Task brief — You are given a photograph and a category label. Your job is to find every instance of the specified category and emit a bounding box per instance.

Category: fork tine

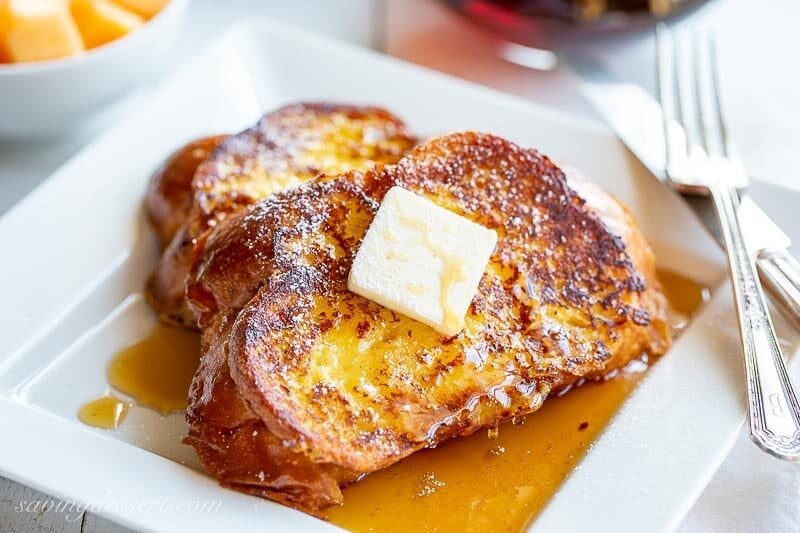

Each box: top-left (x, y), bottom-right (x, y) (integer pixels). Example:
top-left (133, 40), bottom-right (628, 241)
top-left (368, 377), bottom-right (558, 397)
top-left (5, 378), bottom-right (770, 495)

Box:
top-left (656, 24), bottom-right (683, 167)
top-left (707, 33), bottom-right (734, 158)
top-left (691, 32), bottom-right (714, 155)
top-left (674, 32), bottom-right (702, 156)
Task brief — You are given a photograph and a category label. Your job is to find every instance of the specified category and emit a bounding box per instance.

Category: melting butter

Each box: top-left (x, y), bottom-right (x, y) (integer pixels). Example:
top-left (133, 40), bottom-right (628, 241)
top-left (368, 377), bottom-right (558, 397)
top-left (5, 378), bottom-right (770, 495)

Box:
top-left (395, 202), bottom-right (471, 334)
top-left (348, 187), bottom-right (496, 337)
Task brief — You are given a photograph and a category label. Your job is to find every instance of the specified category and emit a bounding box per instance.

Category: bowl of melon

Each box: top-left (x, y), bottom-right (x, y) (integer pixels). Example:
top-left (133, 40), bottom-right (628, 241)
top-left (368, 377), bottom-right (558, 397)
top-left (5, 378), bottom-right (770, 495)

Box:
top-left (0, 0), bottom-right (188, 138)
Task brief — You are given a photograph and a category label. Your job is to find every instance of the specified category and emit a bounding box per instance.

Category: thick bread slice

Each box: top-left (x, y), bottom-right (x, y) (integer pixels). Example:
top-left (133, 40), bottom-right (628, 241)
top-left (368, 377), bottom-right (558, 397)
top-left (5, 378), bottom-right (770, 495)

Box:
top-left (146, 103), bottom-right (417, 327)
top-left (185, 132), bottom-right (670, 512)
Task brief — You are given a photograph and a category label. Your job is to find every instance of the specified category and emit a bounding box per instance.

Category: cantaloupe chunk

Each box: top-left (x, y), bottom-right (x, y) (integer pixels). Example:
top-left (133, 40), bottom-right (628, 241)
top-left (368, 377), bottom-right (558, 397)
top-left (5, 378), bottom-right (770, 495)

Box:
top-left (112, 0), bottom-right (168, 19)
top-left (71, 0), bottom-right (143, 49)
top-left (0, 41), bottom-right (9, 63)
top-left (0, 0), bottom-right (9, 32)
top-left (2, 0), bottom-right (84, 63)
top-left (0, 6), bottom-right (9, 63)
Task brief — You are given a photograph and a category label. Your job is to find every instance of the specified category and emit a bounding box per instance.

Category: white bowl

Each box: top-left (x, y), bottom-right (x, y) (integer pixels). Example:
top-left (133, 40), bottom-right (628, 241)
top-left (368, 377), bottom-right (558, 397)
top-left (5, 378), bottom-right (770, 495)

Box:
top-left (0, 0), bottom-right (189, 139)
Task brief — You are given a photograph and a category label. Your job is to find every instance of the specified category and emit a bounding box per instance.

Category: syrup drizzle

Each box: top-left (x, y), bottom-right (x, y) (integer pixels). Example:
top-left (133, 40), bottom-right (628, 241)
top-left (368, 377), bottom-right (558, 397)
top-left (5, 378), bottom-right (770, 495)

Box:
top-left (328, 269), bottom-right (708, 532)
top-left (107, 325), bottom-right (200, 414)
top-left (78, 324), bottom-right (200, 427)
top-left (76, 270), bottom-right (706, 532)
top-left (78, 394), bottom-right (130, 430)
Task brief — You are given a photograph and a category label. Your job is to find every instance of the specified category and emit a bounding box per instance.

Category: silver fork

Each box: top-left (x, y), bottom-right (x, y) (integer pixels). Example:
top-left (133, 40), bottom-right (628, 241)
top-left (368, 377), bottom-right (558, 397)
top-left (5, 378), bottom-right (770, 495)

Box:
top-left (656, 24), bottom-right (800, 460)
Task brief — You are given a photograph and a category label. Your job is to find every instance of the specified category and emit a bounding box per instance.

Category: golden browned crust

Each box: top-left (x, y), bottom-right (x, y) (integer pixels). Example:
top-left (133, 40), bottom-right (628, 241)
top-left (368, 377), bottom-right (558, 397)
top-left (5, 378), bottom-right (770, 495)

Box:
top-left (184, 318), bottom-right (358, 516)
top-left (184, 132), bottom-right (670, 513)
top-left (191, 103), bottom-right (416, 232)
top-left (145, 224), bottom-right (198, 327)
top-left (145, 103), bottom-right (417, 328)
top-left (145, 135), bottom-right (227, 247)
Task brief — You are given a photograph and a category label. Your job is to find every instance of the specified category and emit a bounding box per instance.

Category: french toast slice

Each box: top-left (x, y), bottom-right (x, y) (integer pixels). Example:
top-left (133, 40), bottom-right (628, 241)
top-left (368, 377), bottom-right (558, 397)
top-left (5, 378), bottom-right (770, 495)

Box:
top-left (145, 103), bottom-right (417, 327)
top-left (184, 132), bottom-right (670, 514)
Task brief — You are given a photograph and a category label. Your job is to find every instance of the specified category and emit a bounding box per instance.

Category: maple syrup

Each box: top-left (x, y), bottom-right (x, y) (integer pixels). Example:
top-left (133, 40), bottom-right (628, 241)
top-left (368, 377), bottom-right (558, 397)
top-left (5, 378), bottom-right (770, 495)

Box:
top-left (657, 269), bottom-right (709, 316)
top-left (328, 269), bottom-right (708, 532)
top-left (107, 325), bottom-right (200, 414)
top-left (75, 269), bottom-right (706, 532)
top-left (78, 324), bottom-right (200, 428)
top-left (78, 394), bottom-right (130, 430)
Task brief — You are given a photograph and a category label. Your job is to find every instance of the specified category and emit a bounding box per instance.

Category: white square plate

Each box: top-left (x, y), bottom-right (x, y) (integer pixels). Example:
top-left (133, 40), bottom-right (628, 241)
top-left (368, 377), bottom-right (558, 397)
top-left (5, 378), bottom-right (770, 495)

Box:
top-left (0, 20), bottom-right (796, 532)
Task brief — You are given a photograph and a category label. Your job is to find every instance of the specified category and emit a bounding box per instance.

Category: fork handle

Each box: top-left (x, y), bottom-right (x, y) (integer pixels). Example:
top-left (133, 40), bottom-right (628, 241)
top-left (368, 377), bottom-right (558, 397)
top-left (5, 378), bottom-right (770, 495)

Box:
top-left (711, 184), bottom-right (800, 460)
top-left (757, 249), bottom-right (800, 329)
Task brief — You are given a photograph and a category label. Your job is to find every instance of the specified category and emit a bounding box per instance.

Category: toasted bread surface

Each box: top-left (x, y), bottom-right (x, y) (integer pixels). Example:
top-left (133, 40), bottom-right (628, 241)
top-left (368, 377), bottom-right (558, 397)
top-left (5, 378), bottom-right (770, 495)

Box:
top-left (145, 135), bottom-right (227, 247)
top-left (184, 317), bottom-right (358, 516)
top-left (191, 103), bottom-right (415, 230)
top-left (146, 103), bottom-right (417, 327)
top-left (185, 132), bottom-right (670, 512)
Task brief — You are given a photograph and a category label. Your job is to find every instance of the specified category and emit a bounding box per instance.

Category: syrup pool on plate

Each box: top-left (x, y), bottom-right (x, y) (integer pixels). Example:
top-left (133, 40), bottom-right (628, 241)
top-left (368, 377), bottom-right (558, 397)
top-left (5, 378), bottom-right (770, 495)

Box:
top-left (328, 269), bottom-right (708, 532)
top-left (78, 394), bottom-right (130, 430)
top-left (78, 324), bottom-right (200, 427)
top-left (74, 270), bottom-right (707, 531)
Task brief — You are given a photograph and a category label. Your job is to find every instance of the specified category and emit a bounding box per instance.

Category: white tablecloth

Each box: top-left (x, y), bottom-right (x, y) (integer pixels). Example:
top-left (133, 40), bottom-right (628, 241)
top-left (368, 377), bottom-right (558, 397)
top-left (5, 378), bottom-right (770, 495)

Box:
top-left (1, 0), bottom-right (798, 531)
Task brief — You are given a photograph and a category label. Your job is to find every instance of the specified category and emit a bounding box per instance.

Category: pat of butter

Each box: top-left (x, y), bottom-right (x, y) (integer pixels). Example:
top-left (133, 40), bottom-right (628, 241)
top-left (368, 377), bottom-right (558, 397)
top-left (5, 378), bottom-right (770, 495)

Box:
top-left (348, 186), bottom-right (497, 337)
top-left (71, 0), bottom-right (144, 50)
top-left (2, 0), bottom-right (84, 63)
